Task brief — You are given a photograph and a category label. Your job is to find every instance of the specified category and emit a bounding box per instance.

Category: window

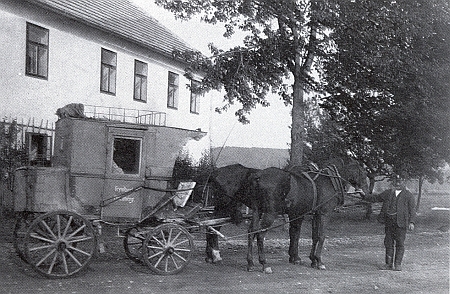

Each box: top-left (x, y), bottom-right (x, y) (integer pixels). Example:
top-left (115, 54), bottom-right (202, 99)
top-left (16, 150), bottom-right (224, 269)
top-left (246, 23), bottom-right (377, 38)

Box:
top-left (100, 48), bottom-right (117, 94)
top-left (134, 60), bottom-right (148, 102)
top-left (26, 132), bottom-right (51, 166)
top-left (26, 23), bottom-right (49, 79)
top-left (167, 71), bottom-right (179, 109)
top-left (190, 80), bottom-right (201, 114)
top-left (112, 137), bottom-right (141, 175)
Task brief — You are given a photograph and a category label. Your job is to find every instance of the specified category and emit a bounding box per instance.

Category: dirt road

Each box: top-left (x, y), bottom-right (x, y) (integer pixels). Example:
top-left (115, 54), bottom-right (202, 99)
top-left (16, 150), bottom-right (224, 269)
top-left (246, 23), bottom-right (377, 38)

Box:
top-left (0, 207), bottom-right (448, 294)
top-left (0, 191), bottom-right (450, 294)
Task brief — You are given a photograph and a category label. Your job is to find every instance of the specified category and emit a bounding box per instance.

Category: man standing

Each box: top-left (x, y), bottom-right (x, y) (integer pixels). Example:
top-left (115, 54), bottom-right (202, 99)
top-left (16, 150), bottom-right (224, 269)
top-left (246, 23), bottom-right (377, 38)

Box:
top-left (362, 177), bottom-right (416, 271)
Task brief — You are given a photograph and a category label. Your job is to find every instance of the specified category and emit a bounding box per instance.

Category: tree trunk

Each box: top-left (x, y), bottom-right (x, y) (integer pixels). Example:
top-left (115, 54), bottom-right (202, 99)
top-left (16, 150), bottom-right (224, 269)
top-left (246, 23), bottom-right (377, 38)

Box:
top-left (416, 176), bottom-right (423, 212)
top-left (290, 79), bottom-right (305, 168)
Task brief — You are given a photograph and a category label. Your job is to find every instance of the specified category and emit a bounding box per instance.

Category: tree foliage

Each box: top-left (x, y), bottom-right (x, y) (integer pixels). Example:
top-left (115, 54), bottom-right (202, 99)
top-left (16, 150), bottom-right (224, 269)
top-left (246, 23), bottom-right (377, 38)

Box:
top-left (157, 0), bottom-right (450, 182)
top-left (321, 0), bottom-right (450, 183)
top-left (156, 0), bottom-right (333, 166)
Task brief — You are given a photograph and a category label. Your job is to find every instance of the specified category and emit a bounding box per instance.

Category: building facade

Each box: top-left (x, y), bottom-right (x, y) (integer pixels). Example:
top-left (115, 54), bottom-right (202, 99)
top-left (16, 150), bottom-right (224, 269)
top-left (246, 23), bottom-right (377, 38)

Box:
top-left (0, 0), bottom-right (210, 153)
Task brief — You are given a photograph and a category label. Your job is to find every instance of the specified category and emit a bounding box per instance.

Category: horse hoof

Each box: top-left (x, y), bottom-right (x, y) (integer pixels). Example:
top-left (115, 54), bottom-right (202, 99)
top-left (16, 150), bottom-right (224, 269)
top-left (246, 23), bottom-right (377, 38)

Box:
top-left (205, 257), bottom-right (213, 263)
top-left (318, 264), bottom-right (326, 270)
top-left (247, 266), bottom-right (255, 272)
top-left (289, 257), bottom-right (301, 265)
top-left (264, 267), bottom-right (273, 274)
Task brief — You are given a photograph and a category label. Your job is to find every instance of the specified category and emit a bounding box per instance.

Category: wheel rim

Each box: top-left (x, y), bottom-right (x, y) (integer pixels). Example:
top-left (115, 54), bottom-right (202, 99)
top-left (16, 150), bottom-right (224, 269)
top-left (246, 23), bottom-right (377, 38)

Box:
top-left (143, 223), bottom-right (194, 275)
top-left (123, 227), bottom-right (146, 263)
top-left (24, 211), bottom-right (97, 278)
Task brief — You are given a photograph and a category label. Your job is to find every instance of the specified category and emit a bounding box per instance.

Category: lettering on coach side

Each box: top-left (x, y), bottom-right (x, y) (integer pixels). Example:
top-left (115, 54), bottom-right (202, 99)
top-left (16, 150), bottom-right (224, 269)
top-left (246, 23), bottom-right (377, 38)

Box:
top-left (114, 186), bottom-right (135, 203)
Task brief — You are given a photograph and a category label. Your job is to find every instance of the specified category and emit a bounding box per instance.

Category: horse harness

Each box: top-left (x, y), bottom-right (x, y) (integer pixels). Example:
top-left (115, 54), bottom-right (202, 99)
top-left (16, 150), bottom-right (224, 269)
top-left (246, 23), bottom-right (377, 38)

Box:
top-left (291, 165), bottom-right (346, 214)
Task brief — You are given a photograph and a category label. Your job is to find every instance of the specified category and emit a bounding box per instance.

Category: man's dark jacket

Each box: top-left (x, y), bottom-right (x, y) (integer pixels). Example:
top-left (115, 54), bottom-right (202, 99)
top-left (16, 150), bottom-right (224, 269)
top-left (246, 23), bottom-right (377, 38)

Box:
top-left (365, 189), bottom-right (416, 227)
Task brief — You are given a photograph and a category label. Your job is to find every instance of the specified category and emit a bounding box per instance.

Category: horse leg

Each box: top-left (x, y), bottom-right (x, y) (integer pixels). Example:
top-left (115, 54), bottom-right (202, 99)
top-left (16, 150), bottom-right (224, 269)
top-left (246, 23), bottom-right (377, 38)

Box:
top-left (205, 227), bottom-right (221, 263)
top-left (246, 218), bottom-right (257, 272)
top-left (288, 217), bottom-right (303, 264)
top-left (310, 213), bottom-right (327, 270)
top-left (257, 213), bottom-right (276, 274)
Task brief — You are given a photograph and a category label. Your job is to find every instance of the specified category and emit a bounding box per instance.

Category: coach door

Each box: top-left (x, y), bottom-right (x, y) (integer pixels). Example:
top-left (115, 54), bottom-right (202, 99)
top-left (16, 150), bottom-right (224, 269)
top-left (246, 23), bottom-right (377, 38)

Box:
top-left (101, 125), bottom-right (147, 220)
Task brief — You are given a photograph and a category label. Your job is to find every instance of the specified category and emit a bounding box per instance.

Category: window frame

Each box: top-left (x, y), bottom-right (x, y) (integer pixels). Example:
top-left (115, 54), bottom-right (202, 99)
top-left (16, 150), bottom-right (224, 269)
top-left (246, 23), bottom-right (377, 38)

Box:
top-left (25, 22), bottom-right (49, 79)
top-left (133, 60), bottom-right (148, 102)
top-left (167, 71), bottom-right (179, 109)
top-left (190, 80), bottom-right (201, 114)
top-left (100, 48), bottom-right (117, 95)
top-left (110, 136), bottom-right (142, 176)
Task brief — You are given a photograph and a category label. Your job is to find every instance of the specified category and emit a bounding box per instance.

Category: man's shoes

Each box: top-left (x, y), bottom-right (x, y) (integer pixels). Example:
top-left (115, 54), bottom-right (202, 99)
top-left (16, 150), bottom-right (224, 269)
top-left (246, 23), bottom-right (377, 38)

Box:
top-left (379, 263), bottom-right (393, 270)
top-left (393, 264), bottom-right (402, 271)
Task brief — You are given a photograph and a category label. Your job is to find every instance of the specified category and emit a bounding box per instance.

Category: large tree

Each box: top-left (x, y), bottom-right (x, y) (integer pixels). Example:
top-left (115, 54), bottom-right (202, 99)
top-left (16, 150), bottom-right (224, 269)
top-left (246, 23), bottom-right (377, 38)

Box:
top-left (321, 0), bottom-right (450, 182)
top-left (156, 0), bottom-right (334, 167)
top-left (157, 0), bottom-right (450, 180)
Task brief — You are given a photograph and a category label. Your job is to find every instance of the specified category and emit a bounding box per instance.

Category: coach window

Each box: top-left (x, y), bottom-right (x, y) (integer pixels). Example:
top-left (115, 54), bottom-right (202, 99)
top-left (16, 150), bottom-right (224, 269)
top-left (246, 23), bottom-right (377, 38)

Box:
top-left (26, 23), bottom-right (49, 79)
top-left (112, 137), bottom-right (141, 175)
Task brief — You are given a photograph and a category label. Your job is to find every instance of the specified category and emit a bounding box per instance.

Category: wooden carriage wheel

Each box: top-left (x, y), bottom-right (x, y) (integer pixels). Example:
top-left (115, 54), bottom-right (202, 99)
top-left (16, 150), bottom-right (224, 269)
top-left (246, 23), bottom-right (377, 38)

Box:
top-left (123, 226), bottom-right (147, 263)
top-left (13, 212), bottom-right (38, 263)
top-left (24, 210), bottom-right (97, 278)
top-left (142, 223), bottom-right (194, 275)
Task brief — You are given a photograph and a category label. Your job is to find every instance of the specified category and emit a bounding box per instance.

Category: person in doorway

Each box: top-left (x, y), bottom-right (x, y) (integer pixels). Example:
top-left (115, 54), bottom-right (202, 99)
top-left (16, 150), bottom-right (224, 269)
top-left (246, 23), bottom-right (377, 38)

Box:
top-left (361, 177), bottom-right (416, 271)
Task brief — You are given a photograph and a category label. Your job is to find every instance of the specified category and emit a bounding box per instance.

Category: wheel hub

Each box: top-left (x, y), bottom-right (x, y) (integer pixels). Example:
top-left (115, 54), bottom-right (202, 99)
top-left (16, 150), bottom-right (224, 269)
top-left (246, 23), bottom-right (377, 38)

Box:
top-left (56, 240), bottom-right (67, 252)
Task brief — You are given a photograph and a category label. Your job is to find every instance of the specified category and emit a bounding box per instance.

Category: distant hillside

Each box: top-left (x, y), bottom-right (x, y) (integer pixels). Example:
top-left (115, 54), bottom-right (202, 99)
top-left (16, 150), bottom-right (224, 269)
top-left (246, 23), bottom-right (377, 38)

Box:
top-left (211, 147), bottom-right (289, 169)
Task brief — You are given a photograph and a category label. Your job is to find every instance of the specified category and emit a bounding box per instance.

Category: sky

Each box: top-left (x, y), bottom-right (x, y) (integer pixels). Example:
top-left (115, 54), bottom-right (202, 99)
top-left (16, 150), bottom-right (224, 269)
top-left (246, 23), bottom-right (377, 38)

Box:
top-left (131, 0), bottom-right (292, 150)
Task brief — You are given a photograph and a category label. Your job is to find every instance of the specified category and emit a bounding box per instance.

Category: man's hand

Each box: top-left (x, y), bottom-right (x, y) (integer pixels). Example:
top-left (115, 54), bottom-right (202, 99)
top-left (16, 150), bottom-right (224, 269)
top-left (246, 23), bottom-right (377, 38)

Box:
top-left (354, 189), bottom-right (365, 198)
top-left (409, 223), bottom-right (415, 231)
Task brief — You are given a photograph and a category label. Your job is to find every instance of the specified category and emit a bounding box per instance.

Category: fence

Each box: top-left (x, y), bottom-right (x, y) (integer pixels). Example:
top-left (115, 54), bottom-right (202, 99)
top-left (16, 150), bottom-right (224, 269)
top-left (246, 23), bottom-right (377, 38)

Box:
top-left (0, 117), bottom-right (55, 209)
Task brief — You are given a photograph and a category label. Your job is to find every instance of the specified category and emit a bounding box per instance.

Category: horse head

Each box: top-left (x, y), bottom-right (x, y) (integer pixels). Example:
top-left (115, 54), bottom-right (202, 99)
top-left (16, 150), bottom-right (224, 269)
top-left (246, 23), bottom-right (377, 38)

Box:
top-left (248, 167), bottom-right (290, 217)
top-left (211, 164), bottom-right (258, 223)
top-left (338, 160), bottom-right (369, 195)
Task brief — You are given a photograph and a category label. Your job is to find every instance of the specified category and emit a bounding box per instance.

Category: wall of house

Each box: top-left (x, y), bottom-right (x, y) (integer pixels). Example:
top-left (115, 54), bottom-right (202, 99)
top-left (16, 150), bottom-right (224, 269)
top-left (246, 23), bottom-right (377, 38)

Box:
top-left (0, 0), bottom-right (211, 154)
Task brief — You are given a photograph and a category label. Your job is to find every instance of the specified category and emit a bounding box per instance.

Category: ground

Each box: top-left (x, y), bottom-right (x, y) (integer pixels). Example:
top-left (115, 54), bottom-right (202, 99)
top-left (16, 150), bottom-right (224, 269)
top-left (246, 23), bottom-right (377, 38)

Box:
top-left (0, 193), bottom-right (448, 294)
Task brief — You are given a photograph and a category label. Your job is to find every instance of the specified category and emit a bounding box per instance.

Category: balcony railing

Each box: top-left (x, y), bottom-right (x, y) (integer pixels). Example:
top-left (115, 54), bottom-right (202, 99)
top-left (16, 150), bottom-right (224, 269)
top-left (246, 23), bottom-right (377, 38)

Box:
top-left (84, 105), bottom-right (166, 126)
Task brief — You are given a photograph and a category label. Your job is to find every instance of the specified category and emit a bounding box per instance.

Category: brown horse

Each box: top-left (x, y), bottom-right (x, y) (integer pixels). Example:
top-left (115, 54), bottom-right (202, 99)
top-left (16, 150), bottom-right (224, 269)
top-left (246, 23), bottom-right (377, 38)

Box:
top-left (210, 160), bottom-right (368, 273)
top-left (284, 160), bottom-right (368, 270)
top-left (204, 164), bottom-right (259, 263)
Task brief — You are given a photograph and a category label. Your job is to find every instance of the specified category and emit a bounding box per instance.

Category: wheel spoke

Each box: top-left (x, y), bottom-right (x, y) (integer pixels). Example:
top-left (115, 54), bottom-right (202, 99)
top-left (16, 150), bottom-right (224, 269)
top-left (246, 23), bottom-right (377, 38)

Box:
top-left (29, 233), bottom-right (54, 244)
top-left (47, 251), bottom-right (59, 274)
top-left (153, 254), bottom-right (166, 268)
top-left (67, 235), bottom-right (94, 244)
top-left (40, 220), bottom-right (57, 240)
top-left (164, 255), bottom-right (169, 272)
top-left (36, 248), bottom-right (57, 266)
top-left (167, 228), bottom-right (173, 244)
top-left (169, 231), bottom-right (182, 245)
top-left (61, 251), bottom-right (69, 275)
top-left (172, 239), bottom-right (189, 248)
top-left (173, 247), bottom-right (191, 253)
top-left (64, 249), bottom-right (83, 266)
top-left (56, 215), bottom-right (61, 238)
top-left (67, 224), bottom-right (86, 239)
top-left (170, 255), bottom-right (180, 269)
top-left (29, 243), bottom-right (55, 252)
top-left (172, 251), bottom-right (187, 262)
top-left (148, 250), bottom-right (163, 259)
top-left (62, 216), bottom-right (73, 238)
top-left (151, 235), bottom-right (165, 247)
top-left (67, 245), bottom-right (92, 257)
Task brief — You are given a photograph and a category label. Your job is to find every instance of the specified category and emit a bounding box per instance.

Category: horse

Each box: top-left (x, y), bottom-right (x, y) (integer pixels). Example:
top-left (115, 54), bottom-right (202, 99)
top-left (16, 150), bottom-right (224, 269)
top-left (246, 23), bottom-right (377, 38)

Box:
top-left (284, 159), bottom-right (368, 270)
top-left (209, 159), bottom-right (368, 273)
top-left (203, 164), bottom-right (259, 263)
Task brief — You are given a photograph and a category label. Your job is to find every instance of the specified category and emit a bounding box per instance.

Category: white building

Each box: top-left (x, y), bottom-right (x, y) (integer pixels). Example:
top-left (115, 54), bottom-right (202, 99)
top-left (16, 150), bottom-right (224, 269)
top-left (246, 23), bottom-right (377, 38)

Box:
top-left (0, 0), bottom-right (211, 161)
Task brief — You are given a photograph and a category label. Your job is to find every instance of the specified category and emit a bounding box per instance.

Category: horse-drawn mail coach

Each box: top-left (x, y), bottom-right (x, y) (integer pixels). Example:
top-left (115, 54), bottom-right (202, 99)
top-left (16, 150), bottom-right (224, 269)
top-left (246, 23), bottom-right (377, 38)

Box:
top-left (12, 109), bottom-right (226, 278)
